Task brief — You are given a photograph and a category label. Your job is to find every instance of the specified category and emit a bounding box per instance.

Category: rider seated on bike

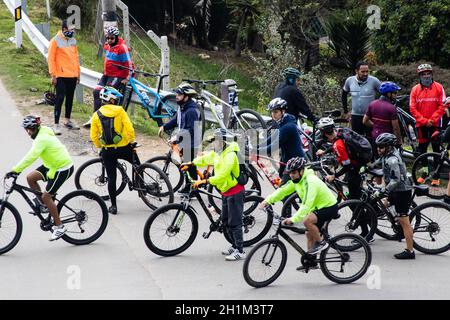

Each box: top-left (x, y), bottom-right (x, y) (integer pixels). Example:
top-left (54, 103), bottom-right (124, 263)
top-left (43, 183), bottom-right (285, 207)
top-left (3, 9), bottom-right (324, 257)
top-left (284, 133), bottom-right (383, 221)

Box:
top-left (181, 129), bottom-right (246, 261)
top-left (259, 157), bottom-right (338, 271)
top-left (372, 133), bottom-right (415, 259)
top-left (90, 86), bottom-right (137, 215)
top-left (159, 83), bottom-right (202, 194)
top-left (7, 115), bottom-right (74, 241)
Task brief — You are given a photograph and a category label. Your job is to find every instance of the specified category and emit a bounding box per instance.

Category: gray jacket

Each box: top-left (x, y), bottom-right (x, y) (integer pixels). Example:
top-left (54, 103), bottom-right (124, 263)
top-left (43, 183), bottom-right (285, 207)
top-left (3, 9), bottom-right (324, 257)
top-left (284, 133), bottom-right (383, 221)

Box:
top-left (381, 149), bottom-right (412, 193)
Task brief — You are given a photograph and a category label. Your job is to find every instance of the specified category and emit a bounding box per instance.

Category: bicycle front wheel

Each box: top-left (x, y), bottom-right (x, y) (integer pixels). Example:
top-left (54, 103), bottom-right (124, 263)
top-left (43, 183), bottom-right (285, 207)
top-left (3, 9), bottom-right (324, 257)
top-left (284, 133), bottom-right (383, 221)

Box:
top-left (411, 152), bottom-right (450, 199)
top-left (230, 109), bottom-right (268, 131)
top-left (146, 155), bottom-right (183, 192)
top-left (74, 158), bottom-right (127, 200)
top-left (136, 163), bottom-right (174, 210)
top-left (320, 233), bottom-right (372, 284)
top-left (0, 201), bottom-right (23, 255)
top-left (58, 190), bottom-right (109, 245)
top-left (410, 201), bottom-right (450, 254)
top-left (143, 204), bottom-right (198, 256)
top-left (243, 238), bottom-right (287, 288)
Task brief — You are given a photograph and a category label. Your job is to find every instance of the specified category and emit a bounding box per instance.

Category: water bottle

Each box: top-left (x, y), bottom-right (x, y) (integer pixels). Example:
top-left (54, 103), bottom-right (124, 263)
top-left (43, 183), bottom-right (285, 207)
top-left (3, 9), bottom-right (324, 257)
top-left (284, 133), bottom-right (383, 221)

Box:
top-left (141, 92), bottom-right (151, 106)
top-left (207, 204), bottom-right (219, 218)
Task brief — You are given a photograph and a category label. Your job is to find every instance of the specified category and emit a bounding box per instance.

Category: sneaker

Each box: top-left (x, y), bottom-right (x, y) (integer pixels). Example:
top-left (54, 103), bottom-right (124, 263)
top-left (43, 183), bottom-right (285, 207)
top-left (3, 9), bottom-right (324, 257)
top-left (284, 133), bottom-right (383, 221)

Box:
top-left (49, 224), bottom-right (67, 241)
top-left (108, 206), bottom-right (117, 215)
top-left (82, 118), bottom-right (92, 128)
top-left (33, 197), bottom-right (48, 214)
top-left (431, 179), bottom-right (440, 186)
top-left (272, 215), bottom-right (282, 225)
top-left (307, 240), bottom-right (329, 255)
top-left (394, 249), bottom-right (415, 260)
top-left (296, 264), bottom-right (319, 272)
top-left (53, 124), bottom-right (61, 135)
top-left (416, 177), bottom-right (425, 184)
top-left (225, 249), bottom-right (246, 261)
top-left (352, 238), bottom-right (375, 246)
top-left (222, 246), bottom-right (235, 256)
top-left (65, 120), bottom-right (80, 130)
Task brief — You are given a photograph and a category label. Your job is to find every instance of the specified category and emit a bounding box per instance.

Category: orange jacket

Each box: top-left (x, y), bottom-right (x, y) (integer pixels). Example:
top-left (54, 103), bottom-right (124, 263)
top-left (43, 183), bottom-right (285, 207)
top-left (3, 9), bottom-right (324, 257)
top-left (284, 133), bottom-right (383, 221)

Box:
top-left (410, 82), bottom-right (446, 127)
top-left (48, 31), bottom-right (80, 78)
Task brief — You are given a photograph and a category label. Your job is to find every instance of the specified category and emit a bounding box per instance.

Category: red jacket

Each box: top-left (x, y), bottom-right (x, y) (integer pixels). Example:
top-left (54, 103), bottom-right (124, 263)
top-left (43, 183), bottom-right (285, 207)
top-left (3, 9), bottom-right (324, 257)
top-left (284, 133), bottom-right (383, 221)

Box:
top-left (410, 82), bottom-right (446, 127)
top-left (103, 37), bottom-right (133, 78)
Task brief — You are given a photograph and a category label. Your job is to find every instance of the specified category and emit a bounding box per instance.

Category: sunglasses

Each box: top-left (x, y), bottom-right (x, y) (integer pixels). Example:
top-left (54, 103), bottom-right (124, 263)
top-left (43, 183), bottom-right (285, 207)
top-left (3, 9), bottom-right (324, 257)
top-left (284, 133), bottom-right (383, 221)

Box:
top-left (106, 36), bottom-right (115, 40)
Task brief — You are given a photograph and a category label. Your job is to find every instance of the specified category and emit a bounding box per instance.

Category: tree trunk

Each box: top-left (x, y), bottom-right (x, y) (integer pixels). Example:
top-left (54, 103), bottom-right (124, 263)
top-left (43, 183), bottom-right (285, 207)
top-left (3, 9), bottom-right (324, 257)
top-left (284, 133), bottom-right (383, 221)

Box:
top-left (234, 11), bottom-right (247, 57)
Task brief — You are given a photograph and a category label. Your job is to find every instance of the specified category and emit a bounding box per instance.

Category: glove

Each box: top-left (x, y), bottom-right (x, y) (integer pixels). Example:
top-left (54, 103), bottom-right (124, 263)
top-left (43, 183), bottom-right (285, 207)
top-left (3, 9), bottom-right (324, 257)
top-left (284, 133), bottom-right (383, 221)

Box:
top-left (373, 188), bottom-right (386, 199)
top-left (5, 171), bottom-right (18, 179)
top-left (193, 179), bottom-right (207, 189)
top-left (180, 162), bottom-right (192, 172)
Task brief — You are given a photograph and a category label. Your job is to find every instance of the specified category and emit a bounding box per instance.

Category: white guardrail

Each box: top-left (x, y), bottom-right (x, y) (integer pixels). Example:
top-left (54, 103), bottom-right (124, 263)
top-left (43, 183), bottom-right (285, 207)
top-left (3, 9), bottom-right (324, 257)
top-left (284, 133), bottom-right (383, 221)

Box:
top-left (2, 0), bottom-right (269, 125)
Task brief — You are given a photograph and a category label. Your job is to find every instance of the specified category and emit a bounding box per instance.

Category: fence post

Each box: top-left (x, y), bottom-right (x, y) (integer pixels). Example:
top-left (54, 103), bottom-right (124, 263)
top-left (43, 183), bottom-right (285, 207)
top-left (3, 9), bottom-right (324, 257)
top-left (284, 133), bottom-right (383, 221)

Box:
top-left (21, 0), bottom-right (26, 14)
top-left (14, 0), bottom-right (22, 49)
top-left (75, 56), bottom-right (84, 104)
top-left (45, 0), bottom-right (51, 18)
top-left (160, 36), bottom-right (170, 90)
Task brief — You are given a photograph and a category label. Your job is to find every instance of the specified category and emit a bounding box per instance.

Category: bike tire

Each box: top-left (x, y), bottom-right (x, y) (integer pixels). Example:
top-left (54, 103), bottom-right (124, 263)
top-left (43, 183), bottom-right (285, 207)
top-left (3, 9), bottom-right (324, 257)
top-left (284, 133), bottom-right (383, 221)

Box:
top-left (136, 163), bottom-right (174, 210)
top-left (231, 109), bottom-right (268, 131)
top-left (411, 152), bottom-right (450, 199)
top-left (320, 233), bottom-right (372, 284)
top-left (0, 201), bottom-right (23, 255)
top-left (410, 201), bottom-right (450, 254)
top-left (223, 195), bottom-right (273, 247)
top-left (146, 155), bottom-right (183, 193)
top-left (74, 157), bottom-right (127, 200)
top-left (58, 190), bottom-right (109, 245)
top-left (143, 203), bottom-right (198, 256)
top-left (242, 238), bottom-right (287, 288)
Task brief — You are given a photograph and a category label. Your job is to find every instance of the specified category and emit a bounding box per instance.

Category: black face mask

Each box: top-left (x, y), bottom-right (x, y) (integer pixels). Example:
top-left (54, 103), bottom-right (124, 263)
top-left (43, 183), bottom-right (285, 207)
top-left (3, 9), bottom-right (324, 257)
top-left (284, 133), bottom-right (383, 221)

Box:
top-left (292, 175), bottom-right (302, 184)
top-left (30, 127), bottom-right (39, 140)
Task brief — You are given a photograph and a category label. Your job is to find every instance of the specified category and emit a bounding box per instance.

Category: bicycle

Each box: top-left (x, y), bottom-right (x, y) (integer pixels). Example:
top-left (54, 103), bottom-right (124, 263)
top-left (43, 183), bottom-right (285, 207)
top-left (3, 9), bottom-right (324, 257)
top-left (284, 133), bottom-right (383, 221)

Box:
top-left (74, 142), bottom-right (174, 210)
top-left (0, 174), bottom-right (109, 255)
top-left (242, 206), bottom-right (372, 287)
top-left (143, 172), bottom-right (272, 257)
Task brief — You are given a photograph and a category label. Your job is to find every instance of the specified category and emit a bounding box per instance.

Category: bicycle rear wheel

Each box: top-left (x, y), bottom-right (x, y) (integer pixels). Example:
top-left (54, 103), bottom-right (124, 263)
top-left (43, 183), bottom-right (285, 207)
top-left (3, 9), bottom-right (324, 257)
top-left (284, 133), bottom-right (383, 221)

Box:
top-left (146, 155), bottom-right (183, 193)
top-left (136, 163), bottom-right (174, 210)
top-left (74, 158), bottom-right (127, 200)
top-left (58, 190), bottom-right (109, 245)
top-left (320, 233), bottom-right (372, 284)
top-left (143, 204), bottom-right (198, 256)
top-left (243, 238), bottom-right (287, 288)
top-left (410, 201), bottom-right (450, 254)
top-left (411, 152), bottom-right (450, 199)
top-left (0, 201), bottom-right (22, 255)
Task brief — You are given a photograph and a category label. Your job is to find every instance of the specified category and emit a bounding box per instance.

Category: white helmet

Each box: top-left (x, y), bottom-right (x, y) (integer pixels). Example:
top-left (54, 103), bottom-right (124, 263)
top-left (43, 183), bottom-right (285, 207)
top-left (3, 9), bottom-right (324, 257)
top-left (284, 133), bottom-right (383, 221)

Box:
top-left (99, 86), bottom-right (123, 103)
top-left (316, 117), bottom-right (335, 132)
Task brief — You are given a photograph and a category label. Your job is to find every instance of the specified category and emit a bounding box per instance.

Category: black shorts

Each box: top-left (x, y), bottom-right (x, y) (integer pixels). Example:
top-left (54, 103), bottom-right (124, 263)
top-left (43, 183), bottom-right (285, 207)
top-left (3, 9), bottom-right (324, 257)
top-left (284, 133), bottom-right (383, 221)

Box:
top-left (314, 203), bottom-right (339, 230)
top-left (36, 165), bottom-right (74, 195)
top-left (388, 190), bottom-right (412, 216)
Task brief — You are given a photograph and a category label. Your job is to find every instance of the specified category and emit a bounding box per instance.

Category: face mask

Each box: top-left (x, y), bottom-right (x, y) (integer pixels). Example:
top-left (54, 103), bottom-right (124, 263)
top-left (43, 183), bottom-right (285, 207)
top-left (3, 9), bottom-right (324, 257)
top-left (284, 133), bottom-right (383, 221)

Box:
top-left (420, 76), bottom-right (433, 87)
top-left (292, 177), bottom-right (301, 184)
top-left (30, 127), bottom-right (39, 140)
top-left (63, 31), bottom-right (74, 38)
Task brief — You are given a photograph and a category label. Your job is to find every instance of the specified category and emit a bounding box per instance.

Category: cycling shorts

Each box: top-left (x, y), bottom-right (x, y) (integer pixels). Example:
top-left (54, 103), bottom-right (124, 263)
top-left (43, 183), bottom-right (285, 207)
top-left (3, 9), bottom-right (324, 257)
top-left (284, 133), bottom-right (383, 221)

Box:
top-left (36, 165), bottom-right (74, 195)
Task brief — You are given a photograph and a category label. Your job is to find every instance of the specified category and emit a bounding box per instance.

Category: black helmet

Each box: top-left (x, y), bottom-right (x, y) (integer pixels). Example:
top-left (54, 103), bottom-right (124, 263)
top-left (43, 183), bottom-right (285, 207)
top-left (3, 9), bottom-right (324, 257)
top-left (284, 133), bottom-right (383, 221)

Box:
top-left (22, 115), bottom-right (41, 129)
top-left (375, 133), bottom-right (397, 147)
top-left (284, 157), bottom-right (307, 174)
top-left (44, 89), bottom-right (56, 106)
top-left (282, 67), bottom-right (302, 79)
top-left (173, 83), bottom-right (197, 97)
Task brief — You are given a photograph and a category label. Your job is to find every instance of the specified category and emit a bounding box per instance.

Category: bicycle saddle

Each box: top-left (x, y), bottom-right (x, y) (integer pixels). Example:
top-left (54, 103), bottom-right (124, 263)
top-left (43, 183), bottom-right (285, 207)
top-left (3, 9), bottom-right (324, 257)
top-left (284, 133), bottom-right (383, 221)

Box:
top-left (368, 168), bottom-right (383, 177)
top-left (413, 185), bottom-right (429, 197)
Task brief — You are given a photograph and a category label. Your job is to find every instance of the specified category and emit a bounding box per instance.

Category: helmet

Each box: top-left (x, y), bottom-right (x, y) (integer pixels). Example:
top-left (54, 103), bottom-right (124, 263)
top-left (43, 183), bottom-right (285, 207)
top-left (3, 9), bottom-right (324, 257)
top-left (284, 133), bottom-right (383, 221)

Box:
top-left (316, 117), bottom-right (335, 133)
top-left (99, 86), bottom-right (123, 103)
top-left (375, 133), bottom-right (397, 147)
top-left (173, 83), bottom-right (197, 97)
top-left (105, 26), bottom-right (120, 37)
top-left (417, 64), bottom-right (433, 74)
top-left (22, 115), bottom-right (41, 129)
top-left (44, 90), bottom-right (56, 106)
top-left (267, 98), bottom-right (287, 111)
top-left (379, 81), bottom-right (401, 95)
top-left (284, 157), bottom-right (307, 174)
top-left (282, 67), bottom-right (302, 79)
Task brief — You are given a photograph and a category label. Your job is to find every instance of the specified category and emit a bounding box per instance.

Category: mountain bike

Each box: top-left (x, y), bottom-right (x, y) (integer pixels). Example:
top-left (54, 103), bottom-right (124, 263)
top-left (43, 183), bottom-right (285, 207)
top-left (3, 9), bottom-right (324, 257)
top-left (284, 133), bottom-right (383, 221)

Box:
top-left (0, 174), bottom-right (108, 255)
top-left (74, 143), bottom-right (173, 210)
top-left (143, 172), bottom-right (272, 257)
top-left (394, 94), bottom-right (421, 160)
top-left (242, 206), bottom-right (372, 287)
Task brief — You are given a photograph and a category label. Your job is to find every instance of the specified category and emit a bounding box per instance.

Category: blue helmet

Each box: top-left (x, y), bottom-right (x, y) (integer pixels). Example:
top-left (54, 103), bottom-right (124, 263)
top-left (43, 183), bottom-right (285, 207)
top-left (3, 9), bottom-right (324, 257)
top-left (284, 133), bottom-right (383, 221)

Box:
top-left (282, 67), bottom-right (302, 79)
top-left (379, 81), bottom-right (401, 95)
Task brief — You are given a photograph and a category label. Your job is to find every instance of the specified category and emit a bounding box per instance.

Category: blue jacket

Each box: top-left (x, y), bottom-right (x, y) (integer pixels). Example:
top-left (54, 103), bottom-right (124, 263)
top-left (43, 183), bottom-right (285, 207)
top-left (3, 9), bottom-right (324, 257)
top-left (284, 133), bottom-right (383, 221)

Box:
top-left (163, 99), bottom-right (201, 148)
top-left (258, 113), bottom-right (305, 164)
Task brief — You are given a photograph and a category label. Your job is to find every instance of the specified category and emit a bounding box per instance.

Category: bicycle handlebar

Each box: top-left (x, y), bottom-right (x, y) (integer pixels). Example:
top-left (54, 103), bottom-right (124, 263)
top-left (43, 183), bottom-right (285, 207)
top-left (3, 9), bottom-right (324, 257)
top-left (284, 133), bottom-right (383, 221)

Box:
top-left (182, 79), bottom-right (226, 86)
top-left (111, 64), bottom-right (168, 79)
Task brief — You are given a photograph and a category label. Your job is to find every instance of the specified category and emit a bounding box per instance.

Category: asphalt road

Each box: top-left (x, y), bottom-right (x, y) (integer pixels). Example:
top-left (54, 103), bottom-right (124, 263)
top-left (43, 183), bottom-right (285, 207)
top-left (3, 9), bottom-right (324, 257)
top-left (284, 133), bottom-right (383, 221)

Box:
top-left (0, 80), bottom-right (449, 300)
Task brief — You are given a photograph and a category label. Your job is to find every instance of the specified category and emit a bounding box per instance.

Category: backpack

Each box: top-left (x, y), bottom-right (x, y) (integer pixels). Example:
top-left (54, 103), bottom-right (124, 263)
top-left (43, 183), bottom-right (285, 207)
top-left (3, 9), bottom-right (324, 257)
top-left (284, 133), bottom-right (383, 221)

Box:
top-left (97, 110), bottom-right (122, 145)
top-left (336, 127), bottom-right (373, 164)
top-left (230, 151), bottom-right (250, 186)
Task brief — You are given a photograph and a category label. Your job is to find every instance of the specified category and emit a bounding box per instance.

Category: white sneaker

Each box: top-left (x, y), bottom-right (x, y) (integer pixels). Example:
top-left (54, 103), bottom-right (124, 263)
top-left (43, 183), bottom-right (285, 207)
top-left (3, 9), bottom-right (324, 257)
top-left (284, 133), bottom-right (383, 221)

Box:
top-left (225, 249), bottom-right (246, 261)
top-left (49, 224), bottom-right (67, 241)
top-left (222, 246), bottom-right (235, 256)
top-left (53, 124), bottom-right (61, 135)
top-left (82, 118), bottom-right (92, 128)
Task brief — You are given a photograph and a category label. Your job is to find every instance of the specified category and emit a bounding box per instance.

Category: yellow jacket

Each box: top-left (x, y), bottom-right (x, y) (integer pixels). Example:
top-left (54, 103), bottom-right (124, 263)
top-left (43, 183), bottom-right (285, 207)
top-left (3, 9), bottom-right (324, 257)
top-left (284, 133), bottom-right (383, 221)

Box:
top-left (90, 104), bottom-right (135, 148)
top-left (48, 31), bottom-right (80, 78)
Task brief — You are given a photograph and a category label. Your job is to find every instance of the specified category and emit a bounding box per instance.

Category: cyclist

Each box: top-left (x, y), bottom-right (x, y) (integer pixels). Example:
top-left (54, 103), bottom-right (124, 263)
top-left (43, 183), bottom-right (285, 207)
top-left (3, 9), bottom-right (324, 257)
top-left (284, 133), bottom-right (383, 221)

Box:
top-left (363, 81), bottom-right (402, 155)
top-left (274, 67), bottom-right (317, 123)
top-left (374, 133), bottom-right (415, 259)
top-left (90, 86), bottom-right (137, 215)
top-left (259, 157), bottom-right (338, 270)
top-left (315, 117), bottom-right (374, 243)
top-left (159, 83), bottom-right (202, 193)
top-left (181, 129), bottom-right (245, 261)
top-left (7, 115), bottom-right (74, 241)
top-left (84, 26), bottom-right (133, 128)
top-left (342, 61), bottom-right (381, 136)
top-left (410, 64), bottom-right (446, 158)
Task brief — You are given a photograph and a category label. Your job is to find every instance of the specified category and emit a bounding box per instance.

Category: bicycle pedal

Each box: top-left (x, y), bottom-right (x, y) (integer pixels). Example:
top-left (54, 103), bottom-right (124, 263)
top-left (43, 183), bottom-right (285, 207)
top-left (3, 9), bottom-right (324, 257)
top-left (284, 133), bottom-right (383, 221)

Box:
top-left (202, 231), bottom-right (211, 239)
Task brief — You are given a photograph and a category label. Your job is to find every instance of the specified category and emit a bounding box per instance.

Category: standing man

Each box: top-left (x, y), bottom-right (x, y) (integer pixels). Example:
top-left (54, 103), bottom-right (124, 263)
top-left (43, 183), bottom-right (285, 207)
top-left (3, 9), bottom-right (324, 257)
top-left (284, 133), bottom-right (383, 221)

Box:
top-left (84, 26), bottom-right (133, 128)
top-left (47, 20), bottom-right (81, 135)
top-left (274, 67), bottom-right (317, 123)
top-left (342, 61), bottom-right (381, 136)
top-left (409, 64), bottom-right (446, 156)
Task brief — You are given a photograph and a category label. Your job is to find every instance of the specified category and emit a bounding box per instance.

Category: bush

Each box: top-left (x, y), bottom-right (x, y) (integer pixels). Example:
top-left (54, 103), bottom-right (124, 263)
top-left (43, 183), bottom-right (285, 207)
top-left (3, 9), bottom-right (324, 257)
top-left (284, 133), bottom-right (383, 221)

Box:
top-left (51, 0), bottom-right (96, 29)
